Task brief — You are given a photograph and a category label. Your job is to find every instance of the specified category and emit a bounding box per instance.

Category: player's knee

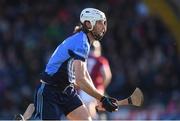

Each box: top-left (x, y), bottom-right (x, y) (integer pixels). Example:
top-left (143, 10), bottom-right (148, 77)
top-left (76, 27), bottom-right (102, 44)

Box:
top-left (66, 105), bottom-right (92, 121)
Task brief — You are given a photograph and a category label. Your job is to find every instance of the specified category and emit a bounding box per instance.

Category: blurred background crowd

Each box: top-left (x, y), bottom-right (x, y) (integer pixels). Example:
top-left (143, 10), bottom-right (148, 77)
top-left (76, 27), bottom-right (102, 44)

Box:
top-left (0, 0), bottom-right (180, 120)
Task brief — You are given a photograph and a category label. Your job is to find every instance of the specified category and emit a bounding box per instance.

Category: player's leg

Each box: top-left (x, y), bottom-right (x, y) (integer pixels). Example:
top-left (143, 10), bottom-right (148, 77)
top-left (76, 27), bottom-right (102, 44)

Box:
top-left (33, 83), bottom-right (63, 120)
top-left (79, 90), bottom-right (98, 119)
top-left (23, 103), bottom-right (35, 120)
top-left (60, 85), bottom-right (92, 121)
top-left (14, 103), bottom-right (35, 120)
top-left (66, 104), bottom-right (92, 121)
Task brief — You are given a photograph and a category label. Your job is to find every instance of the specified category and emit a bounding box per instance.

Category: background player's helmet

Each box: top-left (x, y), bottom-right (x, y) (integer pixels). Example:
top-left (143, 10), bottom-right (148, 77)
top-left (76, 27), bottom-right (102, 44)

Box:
top-left (80, 8), bottom-right (106, 31)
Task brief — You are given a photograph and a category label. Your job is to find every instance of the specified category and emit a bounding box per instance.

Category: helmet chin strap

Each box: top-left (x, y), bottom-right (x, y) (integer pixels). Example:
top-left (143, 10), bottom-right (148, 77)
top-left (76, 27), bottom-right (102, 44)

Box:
top-left (88, 26), bottom-right (93, 31)
top-left (82, 21), bottom-right (94, 33)
top-left (83, 22), bottom-right (103, 41)
top-left (89, 21), bottom-right (103, 40)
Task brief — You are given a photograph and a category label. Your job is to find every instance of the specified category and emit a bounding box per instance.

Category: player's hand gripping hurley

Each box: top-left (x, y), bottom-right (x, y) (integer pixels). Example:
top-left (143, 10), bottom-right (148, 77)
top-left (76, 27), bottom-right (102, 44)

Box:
top-left (96, 87), bottom-right (144, 112)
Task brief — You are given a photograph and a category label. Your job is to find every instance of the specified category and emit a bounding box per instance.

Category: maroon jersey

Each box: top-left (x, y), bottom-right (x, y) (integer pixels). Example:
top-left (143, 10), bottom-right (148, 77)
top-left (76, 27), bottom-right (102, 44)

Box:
top-left (87, 55), bottom-right (110, 93)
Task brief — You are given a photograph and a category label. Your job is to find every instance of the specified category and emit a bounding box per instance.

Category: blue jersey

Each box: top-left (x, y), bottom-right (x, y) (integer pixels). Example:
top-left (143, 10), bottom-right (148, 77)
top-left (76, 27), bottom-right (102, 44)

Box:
top-left (41, 31), bottom-right (90, 87)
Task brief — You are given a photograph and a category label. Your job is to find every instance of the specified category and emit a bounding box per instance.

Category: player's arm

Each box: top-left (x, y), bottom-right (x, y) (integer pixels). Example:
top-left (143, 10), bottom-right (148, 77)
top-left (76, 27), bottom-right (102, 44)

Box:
top-left (74, 60), bottom-right (103, 100)
top-left (72, 40), bottom-right (118, 112)
top-left (74, 60), bottom-right (118, 112)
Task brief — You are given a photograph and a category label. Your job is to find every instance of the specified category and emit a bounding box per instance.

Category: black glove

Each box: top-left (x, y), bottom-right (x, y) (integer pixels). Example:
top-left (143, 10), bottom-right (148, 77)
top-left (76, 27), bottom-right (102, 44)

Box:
top-left (100, 96), bottom-right (118, 112)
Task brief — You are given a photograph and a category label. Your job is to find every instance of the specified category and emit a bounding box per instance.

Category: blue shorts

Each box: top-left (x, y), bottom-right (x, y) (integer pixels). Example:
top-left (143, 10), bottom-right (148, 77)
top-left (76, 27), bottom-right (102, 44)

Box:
top-left (33, 82), bottom-right (83, 120)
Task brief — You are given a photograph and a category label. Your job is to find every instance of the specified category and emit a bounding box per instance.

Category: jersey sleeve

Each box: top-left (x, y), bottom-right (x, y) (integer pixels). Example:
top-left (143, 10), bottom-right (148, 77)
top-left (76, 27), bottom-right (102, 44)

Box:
top-left (69, 40), bottom-right (89, 61)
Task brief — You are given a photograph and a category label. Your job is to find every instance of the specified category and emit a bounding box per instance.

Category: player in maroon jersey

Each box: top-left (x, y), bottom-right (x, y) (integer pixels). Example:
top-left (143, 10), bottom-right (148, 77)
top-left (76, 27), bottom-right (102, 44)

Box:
top-left (88, 41), bottom-right (112, 94)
